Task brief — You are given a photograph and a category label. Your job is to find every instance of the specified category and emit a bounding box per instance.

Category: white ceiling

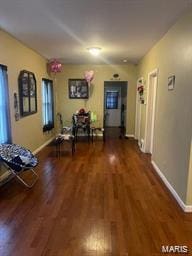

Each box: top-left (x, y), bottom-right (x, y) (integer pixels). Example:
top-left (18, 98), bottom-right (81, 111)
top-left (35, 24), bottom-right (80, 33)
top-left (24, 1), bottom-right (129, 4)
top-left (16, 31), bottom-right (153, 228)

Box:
top-left (0, 0), bottom-right (192, 64)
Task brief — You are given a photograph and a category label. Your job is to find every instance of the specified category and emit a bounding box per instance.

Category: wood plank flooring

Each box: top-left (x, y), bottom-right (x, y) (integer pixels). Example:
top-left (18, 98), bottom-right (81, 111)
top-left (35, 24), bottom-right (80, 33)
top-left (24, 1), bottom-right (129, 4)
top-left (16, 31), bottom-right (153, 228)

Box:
top-left (0, 137), bottom-right (192, 256)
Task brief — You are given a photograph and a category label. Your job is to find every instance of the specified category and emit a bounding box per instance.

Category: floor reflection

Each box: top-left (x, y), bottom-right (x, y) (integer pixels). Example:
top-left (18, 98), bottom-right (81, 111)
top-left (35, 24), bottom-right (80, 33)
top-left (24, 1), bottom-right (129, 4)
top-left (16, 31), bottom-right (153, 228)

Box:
top-left (84, 224), bottom-right (111, 253)
top-left (0, 224), bottom-right (11, 244)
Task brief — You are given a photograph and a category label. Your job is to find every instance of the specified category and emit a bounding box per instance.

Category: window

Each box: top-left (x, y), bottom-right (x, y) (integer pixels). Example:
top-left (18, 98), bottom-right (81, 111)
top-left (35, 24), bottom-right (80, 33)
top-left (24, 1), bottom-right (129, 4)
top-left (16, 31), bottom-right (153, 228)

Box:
top-left (0, 65), bottom-right (11, 143)
top-left (106, 91), bottom-right (118, 109)
top-left (42, 79), bottom-right (54, 132)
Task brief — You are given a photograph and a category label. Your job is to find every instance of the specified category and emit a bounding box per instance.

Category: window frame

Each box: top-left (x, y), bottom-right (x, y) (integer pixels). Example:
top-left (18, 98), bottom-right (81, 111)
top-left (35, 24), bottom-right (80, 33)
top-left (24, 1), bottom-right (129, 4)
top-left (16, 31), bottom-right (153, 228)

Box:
top-left (42, 78), bottom-right (54, 132)
top-left (0, 64), bottom-right (12, 143)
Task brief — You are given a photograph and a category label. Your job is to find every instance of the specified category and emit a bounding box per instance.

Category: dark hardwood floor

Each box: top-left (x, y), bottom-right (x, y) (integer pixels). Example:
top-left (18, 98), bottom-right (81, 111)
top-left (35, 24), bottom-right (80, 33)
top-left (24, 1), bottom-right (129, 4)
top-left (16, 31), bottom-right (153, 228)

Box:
top-left (0, 136), bottom-right (192, 256)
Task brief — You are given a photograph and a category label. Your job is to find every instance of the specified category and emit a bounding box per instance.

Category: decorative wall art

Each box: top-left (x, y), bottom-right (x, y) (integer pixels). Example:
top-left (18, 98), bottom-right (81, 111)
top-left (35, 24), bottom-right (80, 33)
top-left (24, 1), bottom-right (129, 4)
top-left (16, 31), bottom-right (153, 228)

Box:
top-left (18, 70), bottom-right (37, 117)
top-left (168, 75), bottom-right (175, 90)
top-left (137, 79), bottom-right (144, 104)
top-left (14, 92), bottom-right (20, 121)
top-left (110, 73), bottom-right (120, 80)
top-left (68, 79), bottom-right (89, 99)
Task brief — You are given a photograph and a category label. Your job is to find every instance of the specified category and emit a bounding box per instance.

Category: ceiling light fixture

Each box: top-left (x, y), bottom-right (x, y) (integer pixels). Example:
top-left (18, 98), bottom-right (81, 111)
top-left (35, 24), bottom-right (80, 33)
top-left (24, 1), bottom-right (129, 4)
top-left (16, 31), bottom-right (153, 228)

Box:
top-left (123, 59), bottom-right (128, 63)
top-left (88, 47), bottom-right (101, 56)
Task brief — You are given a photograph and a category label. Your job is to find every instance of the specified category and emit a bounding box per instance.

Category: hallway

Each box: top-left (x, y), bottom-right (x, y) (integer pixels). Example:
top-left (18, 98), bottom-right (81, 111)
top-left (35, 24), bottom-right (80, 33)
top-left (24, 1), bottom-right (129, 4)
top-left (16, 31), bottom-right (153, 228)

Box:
top-left (0, 138), bottom-right (192, 256)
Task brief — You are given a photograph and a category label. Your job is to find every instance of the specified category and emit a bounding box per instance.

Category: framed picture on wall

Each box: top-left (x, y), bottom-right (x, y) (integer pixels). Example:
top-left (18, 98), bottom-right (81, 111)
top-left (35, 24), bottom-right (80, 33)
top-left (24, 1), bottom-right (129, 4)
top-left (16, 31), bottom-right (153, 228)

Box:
top-left (68, 79), bottom-right (89, 99)
top-left (168, 75), bottom-right (175, 90)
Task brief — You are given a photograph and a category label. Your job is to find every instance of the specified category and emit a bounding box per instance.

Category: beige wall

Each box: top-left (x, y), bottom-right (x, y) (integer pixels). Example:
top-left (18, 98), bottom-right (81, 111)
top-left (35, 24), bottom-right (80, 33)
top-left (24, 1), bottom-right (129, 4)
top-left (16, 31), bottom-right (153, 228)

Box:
top-left (56, 64), bottom-right (137, 135)
top-left (137, 10), bottom-right (192, 204)
top-left (0, 29), bottom-right (54, 153)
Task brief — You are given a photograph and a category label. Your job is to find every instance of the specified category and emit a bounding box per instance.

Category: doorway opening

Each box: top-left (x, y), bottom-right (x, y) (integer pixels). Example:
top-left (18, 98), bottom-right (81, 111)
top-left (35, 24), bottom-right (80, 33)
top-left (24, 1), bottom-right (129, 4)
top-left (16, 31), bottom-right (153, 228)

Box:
top-left (144, 69), bottom-right (158, 154)
top-left (104, 81), bottom-right (128, 138)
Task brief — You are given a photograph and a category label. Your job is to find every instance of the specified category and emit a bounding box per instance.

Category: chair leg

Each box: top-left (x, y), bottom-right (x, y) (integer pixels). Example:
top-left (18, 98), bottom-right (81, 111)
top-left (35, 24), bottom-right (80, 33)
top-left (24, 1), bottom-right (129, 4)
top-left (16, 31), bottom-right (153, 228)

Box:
top-left (87, 127), bottom-right (90, 142)
top-left (75, 127), bottom-right (78, 142)
top-left (71, 139), bottom-right (75, 155)
top-left (13, 169), bottom-right (38, 188)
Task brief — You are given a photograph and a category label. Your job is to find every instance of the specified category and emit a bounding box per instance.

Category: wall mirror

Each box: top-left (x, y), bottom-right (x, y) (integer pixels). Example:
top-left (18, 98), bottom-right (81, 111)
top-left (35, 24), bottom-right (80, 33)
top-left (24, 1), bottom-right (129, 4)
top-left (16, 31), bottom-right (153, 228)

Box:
top-left (18, 70), bottom-right (37, 117)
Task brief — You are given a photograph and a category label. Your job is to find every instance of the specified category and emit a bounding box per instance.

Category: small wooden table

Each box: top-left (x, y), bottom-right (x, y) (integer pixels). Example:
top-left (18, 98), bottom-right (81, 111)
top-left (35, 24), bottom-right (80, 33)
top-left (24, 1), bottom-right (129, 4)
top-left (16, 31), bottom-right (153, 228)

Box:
top-left (55, 134), bottom-right (75, 157)
top-left (91, 127), bottom-right (105, 143)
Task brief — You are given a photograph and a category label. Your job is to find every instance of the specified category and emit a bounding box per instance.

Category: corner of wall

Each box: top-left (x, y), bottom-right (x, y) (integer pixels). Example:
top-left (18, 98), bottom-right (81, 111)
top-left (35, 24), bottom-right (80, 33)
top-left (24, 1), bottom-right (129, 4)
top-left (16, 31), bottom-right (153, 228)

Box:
top-left (186, 139), bottom-right (192, 205)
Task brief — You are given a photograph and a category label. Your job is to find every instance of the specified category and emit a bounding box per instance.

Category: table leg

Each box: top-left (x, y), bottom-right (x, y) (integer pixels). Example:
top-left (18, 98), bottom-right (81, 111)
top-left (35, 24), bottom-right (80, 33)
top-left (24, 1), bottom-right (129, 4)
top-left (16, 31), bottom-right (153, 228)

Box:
top-left (87, 126), bottom-right (90, 142)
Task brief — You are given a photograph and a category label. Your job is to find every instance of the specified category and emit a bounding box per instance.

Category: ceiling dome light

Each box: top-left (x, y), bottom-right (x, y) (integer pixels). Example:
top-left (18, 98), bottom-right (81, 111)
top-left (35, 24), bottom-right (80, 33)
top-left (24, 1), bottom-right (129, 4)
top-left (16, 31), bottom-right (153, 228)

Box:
top-left (123, 59), bottom-right (128, 63)
top-left (88, 47), bottom-right (101, 56)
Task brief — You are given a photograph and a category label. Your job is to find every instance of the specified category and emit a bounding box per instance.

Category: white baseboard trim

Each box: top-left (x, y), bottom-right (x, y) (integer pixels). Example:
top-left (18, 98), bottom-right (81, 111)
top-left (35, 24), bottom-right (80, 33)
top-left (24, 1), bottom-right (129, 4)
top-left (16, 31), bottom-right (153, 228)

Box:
top-left (77, 134), bottom-right (103, 137)
top-left (33, 137), bottom-right (54, 155)
top-left (185, 205), bottom-right (192, 212)
top-left (93, 134), bottom-right (103, 137)
top-left (74, 134), bottom-right (103, 139)
top-left (151, 160), bottom-right (192, 212)
top-left (125, 134), bottom-right (135, 138)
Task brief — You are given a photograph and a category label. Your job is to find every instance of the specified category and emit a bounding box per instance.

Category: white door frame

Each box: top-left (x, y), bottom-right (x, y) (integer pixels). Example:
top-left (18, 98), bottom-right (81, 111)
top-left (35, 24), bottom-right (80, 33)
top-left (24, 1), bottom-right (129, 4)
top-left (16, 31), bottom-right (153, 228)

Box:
top-left (135, 77), bottom-right (143, 147)
top-left (144, 68), bottom-right (158, 153)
